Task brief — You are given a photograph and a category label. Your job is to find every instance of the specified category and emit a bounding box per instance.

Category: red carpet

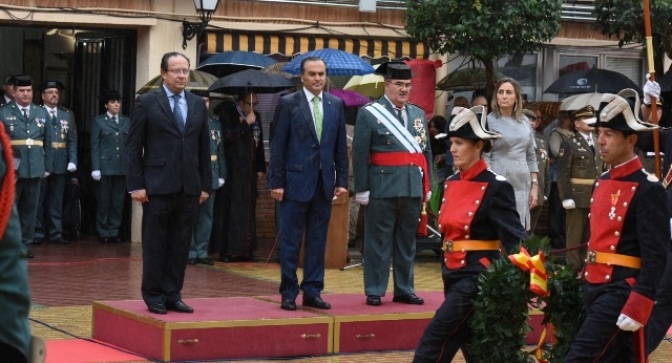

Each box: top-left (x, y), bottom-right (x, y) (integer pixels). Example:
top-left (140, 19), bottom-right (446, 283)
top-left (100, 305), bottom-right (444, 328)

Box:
top-left (46, 339), bottom-right (146, 363)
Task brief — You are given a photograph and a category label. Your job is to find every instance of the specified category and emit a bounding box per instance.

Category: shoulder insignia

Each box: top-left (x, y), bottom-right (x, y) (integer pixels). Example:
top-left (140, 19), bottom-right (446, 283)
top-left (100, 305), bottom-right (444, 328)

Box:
top-left (486, 168), bottom-right (507, 181)
top-left (641, 168), bottom-right (659, 182)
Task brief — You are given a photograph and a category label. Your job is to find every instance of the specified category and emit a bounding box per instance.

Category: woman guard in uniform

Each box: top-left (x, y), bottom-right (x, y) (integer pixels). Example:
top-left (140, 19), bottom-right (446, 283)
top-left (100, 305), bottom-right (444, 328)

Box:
top-left (564, 90), bottom-right (670, 362)
top-left (413, 106), bottom-right (528, 362)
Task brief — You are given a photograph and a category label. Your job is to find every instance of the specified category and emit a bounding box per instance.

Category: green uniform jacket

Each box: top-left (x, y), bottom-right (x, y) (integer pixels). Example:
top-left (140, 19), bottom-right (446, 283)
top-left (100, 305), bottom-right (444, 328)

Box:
top-left (0, 125), bottom-right (32, 361)
top-left (557, 131), bottom-right (605, 209)
top-left (45, 106), bottom-right (77, 173)
top-left (208, 116), bottom-right (227, 190)
top-left (352, 97), bottom-right (433, 198)
top-left (0, 102), bottom-right (52, 178)
top-left (90, 113), bottom-right (129, 176)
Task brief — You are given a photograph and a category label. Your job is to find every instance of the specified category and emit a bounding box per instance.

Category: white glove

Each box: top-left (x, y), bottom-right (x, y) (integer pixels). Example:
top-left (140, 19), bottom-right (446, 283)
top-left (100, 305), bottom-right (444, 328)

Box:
top-left (356, 191), bottom-right (370, 206)
top-left (562, 199), bottom-right (576, 209)
top-left (43, 172), bottom-right (50, 178)
top-left (434, 133), bottom-right (447, 140)
top-left (67, 162), bottom-right (77, 172)
top-left (426, 191), bottom-right (432, 202)
top-left (218, 178), bottom-right (225, 187)
top-left (616, 314), bottom-right (642, 332)
top-left (91, 170), bottom-right (101, 181)
top-left (643, 73), bottom-right (661, 105)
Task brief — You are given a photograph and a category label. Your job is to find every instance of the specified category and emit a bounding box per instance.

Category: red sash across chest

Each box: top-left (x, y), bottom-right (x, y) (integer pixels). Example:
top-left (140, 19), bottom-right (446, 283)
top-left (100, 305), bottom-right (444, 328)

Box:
top-left (439, 179), bottom-right (488, 269)
top-left (585, 178), bottom-right (637, 283)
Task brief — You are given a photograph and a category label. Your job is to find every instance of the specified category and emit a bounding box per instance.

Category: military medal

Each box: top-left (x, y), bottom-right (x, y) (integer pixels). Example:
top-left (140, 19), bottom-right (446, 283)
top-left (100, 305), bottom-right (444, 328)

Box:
top-left (60, 119), bottom-right (69, 139)
top-left (609, 190), bottom-right (621, 220)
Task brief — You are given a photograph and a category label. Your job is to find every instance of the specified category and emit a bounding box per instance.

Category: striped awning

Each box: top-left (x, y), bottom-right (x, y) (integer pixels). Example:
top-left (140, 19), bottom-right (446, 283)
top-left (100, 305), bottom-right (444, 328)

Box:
top-left (205, 32), bottom-right (429, 60)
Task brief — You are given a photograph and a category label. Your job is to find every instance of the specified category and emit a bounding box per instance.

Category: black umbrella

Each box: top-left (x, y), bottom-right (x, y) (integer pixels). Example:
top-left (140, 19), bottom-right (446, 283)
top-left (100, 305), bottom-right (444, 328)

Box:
top-left (544, 67), bottom-right (640, 94)
top-left (197, 51), bottom-right (278, 78)
top-left (208, 69), bottom-right (296, 94)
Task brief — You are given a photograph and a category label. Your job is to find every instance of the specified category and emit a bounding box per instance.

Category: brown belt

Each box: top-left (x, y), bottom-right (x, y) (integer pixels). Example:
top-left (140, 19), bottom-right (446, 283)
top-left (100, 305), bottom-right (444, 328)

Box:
top-left (587, 251), bottom-right (641, 269)
top-left (51, 142), bottom-right (66, 149)
top-left (570, 178), bottom-right (595, 185)
top-left (210, 155), bottom-right (218, 161)
top-left (443, 240), bottom-right (500, 253)
top-left (10, 139), bottom-right (43, 147)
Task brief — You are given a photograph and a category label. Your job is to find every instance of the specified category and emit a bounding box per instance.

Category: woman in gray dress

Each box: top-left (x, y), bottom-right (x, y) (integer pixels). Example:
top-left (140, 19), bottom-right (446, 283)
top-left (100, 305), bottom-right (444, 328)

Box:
top-left (483, 78), bottom-right (538, 230)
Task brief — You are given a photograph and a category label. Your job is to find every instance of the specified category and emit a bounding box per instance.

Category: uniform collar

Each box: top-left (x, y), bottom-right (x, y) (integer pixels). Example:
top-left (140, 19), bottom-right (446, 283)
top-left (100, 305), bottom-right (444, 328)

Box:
top-left (610, 156), bottom-right (642, 179)
top-left (459, 158), bottom-right (488, 181)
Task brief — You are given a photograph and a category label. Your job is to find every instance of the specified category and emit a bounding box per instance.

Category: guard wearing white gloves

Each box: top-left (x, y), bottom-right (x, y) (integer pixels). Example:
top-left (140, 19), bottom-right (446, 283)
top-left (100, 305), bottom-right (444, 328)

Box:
top-left (34, 81), bottom-right (77, 245)
top-left (557, 105), bottom-right (605, 270)
top-left (352, 61), bottom-right (433, 307)
top-left (565, 89), bottom-right (670, 362)
top-left (90, 90), bottom-right (129, 243)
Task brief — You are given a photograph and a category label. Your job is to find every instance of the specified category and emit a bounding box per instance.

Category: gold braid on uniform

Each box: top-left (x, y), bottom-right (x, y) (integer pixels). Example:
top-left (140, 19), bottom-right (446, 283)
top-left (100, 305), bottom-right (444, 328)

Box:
top-left (468, 236), bottom-right (584, 362)
top-left (0, 122), bottom-right (15, 239)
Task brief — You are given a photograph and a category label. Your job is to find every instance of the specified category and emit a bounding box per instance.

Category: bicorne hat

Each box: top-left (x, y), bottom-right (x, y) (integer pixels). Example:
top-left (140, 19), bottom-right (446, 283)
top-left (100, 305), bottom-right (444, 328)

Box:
top-left (447, 105), bottom-right (502, 140)
top-left (588, 89), bottom-right (657, 132)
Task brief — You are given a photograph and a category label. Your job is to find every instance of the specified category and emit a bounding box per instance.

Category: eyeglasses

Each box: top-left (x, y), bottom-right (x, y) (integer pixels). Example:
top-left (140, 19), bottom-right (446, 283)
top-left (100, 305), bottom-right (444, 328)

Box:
top-left (389, 81), bottom-right (413, 90)
top-left (166, 68), bottom-right (190, 76)
top-left (244, 100), bottom-right (259, 106)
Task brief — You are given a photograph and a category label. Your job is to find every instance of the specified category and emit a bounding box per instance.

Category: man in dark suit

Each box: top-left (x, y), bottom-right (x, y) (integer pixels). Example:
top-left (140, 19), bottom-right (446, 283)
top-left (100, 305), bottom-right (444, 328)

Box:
top-left (0, 75), bottom-right (15, 106)
top-left (126, 52), bottom-right (211, 315)
top-left (269, 56), bottom-right (348, 311)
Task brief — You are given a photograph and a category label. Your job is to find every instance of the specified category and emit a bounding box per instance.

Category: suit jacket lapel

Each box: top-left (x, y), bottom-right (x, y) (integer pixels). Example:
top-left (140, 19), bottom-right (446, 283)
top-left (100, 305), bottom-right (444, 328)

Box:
top-left (155, 88), bottom-right (180, 132)
top-left (185, 92), bottom-right (197, 132)
top-left (297, 92), bottom-right (318, 143)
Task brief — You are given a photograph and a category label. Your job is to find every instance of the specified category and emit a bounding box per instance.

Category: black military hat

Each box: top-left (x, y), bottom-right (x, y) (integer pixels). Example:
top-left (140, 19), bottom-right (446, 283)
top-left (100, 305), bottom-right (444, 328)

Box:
top-left (4, 74), bottom-right (16, 85)
top-left (374, 61), bottom-right (413, 80)
top-left (448, 105), bottom-right (502, 140)
top-left (571, 105), bottom-right (595, 120)
top-left (589, 89), bottom-right (657, 132)
top-left (100, 89), bottom-right (122, 103)
top-left (190, 90), bottom-right (210, 98)
top-left (38, 81), bottom-right (66, 91)
top-left (13, 75), bottom-right (32, 87)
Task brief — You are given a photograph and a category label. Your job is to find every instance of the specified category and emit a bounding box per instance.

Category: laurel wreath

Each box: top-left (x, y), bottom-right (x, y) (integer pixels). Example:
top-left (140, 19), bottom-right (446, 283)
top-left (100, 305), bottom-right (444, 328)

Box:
top-left (467, 236), bottom-right (584, 362)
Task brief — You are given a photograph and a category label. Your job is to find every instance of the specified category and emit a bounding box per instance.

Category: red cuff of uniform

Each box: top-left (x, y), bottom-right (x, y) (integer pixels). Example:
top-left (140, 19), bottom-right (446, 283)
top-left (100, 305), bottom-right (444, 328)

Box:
top-left (621, 291), bottom-right (654, 325)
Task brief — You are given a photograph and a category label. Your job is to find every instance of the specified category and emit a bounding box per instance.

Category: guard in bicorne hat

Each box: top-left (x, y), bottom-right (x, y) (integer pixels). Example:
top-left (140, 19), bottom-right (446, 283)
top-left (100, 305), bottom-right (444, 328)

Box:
top-left (414, 106), bottom-right (528, 362)
top-left (352, 61), bottom-right (434, 307)
top-left (565, 89), bottom-right (669, 362)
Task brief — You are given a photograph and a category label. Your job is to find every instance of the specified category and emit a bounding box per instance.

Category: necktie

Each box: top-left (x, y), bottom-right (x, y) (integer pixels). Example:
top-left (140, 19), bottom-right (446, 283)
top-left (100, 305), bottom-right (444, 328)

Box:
top-left (587, 136), bottom-right (594, 153)
top-left (50, 110), bottom-right (56, 123)
top-left (313, 96), bottom-right (322, 143)
top-left (395, 107), bottom-right (405, 124)
top-left (113, 116), bottom-right (118, 125)
top-left (22, 108), bottom-right (28, 118)
top-left (172, 94), bottom-right (185, 133)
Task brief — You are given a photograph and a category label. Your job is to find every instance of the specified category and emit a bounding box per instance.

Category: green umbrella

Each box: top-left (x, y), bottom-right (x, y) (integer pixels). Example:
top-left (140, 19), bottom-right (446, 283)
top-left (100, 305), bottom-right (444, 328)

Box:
top-left (136, 69), bottom-right (218, 94)
top-left (436, 68), bottom-right (506, 92)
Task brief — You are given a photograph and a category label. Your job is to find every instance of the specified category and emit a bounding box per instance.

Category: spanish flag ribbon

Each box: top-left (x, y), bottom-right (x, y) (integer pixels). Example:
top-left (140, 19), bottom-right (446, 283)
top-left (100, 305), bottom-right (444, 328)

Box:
top-left (508, 247), bottom-right (549, 297)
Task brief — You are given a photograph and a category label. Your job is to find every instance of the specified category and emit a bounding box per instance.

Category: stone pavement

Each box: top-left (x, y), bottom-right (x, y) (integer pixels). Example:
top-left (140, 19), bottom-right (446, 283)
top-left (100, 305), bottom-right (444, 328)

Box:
top-left (26, 239), bottom-right (672, 362)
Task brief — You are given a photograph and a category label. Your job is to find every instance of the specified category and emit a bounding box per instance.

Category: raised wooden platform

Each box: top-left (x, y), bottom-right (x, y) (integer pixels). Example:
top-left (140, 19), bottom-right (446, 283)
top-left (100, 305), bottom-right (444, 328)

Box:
top-left (92, 293), bottom-right (549, 361)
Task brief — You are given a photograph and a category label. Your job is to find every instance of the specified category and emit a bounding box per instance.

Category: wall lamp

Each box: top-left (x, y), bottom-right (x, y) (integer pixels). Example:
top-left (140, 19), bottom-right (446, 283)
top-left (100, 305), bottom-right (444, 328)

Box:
top-left (182, 0), bottom-right (222, 49)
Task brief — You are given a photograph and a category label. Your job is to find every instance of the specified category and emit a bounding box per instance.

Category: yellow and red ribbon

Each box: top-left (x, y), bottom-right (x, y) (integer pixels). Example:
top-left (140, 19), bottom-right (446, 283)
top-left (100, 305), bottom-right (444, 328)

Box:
top-left (509, 247), bottom-right (549, 297)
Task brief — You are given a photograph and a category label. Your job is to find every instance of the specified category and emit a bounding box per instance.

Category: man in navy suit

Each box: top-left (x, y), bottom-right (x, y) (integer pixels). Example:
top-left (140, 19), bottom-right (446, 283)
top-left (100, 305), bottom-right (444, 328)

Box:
top-left (126, 52), bottom-right (211, 315)
top-left (269, 56), bottom-right (348, 311)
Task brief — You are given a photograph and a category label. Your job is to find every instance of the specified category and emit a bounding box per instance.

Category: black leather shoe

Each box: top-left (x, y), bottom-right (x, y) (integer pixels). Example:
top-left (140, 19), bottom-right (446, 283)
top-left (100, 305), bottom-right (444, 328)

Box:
top-left (108, 236), bottom-right (120, 243)
top-left (33, 237), bottom-right (44, 245)
top-left (281, 299), bottom-right (297, 311)
top-left (366, 295), bottom-right (381, 306)
top-left (166, 301), bottom-right (193, 313)
top-left (26, 250), bottom-right (34, 259)
top-left (51, 237), bottom-right (69, 245)
top-left (393, 294), bottom-right (425, 305)
top-left (303, 297), bottom-right (331, 309)
top-left (147, 302), bottom-right (167, 315)
top-left (197, 258), bottom-right (214, 266)
top-left (188, 258), bottom-right (197, 265)
top-left (219, 255), bottom-right (231, 262)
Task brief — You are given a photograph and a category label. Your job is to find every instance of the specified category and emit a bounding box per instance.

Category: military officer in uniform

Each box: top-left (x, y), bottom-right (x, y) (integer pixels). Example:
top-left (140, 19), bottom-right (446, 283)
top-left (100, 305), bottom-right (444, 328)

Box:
top-left (564, 89), bottom-right (670, 362)
top-left (34, 81), bottom-right (77, 245)
top-left (0, 75), bottom-right (52, 258)
top-left (0, 122), bottom-right (32, 363)
top-left (557, 105), bottom-right (605, 270)
top-left (353, 61), bottom-right (433, 306)
top-left (525, 108), bottom-right (550, 234)
top-left (90, 90), bottom-right (128, 243)
top-left (188, 91), bottom-right (226, 266)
